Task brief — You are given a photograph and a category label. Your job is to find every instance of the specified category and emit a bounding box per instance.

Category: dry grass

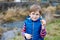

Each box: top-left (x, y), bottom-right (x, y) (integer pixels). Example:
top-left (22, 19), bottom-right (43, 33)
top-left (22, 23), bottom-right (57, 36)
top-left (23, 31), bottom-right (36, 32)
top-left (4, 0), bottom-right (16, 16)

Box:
top-left (2, 7), bottom-right (29, 22)
top-left (0, 0), bottom-right (4, 1)
top-left (47, 6), bottom-right (56, 13)
top-left (0, 5), bottom-right (59, 23)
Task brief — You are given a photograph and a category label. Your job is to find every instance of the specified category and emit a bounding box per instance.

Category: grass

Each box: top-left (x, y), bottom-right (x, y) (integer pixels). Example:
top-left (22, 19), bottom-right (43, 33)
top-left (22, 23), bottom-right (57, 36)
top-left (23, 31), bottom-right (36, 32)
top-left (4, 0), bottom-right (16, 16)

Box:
top-left (0, 7), bottom-right (29, 22)
top-left (4, 19), bottom-right (60, 40)
top-left (16, 19), bottom-right (60, 40)
top-left (44, 19), bottom-right (60, 40)
top-left (12, 19), bottom-right (60, 40)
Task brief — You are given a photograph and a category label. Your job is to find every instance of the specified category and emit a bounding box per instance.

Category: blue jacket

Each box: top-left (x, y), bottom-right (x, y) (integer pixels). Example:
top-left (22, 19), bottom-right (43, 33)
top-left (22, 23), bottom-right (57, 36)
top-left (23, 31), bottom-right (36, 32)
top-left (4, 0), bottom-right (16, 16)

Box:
top-left (24, 17), bottom-right (44, 40)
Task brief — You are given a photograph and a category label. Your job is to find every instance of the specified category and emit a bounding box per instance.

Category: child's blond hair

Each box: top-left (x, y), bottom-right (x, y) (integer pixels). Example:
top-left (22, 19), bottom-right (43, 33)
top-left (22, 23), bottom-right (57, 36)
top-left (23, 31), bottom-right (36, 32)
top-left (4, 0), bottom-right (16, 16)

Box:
top-left (29, 4), bottom-right (42, 15)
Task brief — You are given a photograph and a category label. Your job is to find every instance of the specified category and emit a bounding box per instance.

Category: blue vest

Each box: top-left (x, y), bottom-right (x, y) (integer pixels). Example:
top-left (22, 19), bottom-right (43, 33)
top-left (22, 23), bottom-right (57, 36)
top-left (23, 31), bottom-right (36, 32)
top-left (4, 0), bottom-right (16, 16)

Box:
top-left (24, 18), bottom-right (44, 40)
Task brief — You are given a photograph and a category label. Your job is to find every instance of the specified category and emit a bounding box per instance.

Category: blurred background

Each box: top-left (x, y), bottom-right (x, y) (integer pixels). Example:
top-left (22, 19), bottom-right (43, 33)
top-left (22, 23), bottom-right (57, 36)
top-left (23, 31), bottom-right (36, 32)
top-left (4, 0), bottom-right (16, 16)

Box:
top-left (0, 0), bottom-right (60, 40)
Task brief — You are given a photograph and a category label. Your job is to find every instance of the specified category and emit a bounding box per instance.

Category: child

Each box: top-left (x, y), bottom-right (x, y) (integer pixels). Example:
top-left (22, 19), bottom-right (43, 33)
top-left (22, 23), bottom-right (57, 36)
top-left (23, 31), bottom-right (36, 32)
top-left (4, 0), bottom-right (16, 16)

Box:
top-left (21, 4), bottom-right (46, 40)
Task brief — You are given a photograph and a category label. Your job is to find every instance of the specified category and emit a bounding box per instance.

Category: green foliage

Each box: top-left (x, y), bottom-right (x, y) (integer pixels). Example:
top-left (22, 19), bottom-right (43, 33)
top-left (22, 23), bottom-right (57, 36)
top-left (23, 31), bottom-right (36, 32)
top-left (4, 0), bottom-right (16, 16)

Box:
top-left (45, 19), bottom-right (60, 40)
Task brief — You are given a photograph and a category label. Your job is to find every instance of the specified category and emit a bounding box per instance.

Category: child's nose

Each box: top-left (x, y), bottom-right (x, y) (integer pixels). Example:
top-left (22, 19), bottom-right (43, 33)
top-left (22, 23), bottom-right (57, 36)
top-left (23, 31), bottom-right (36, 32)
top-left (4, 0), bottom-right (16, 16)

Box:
top-left (34, 15), bottom-right (36, 17)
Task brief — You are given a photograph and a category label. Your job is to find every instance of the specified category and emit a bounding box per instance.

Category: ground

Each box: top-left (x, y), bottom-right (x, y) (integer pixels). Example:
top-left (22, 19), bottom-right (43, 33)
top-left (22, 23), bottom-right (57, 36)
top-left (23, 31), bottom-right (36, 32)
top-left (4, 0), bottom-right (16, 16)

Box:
top-left (45, 19), bottom-right (60, 40)
top-left (11, 19), bottom-right (60, 40)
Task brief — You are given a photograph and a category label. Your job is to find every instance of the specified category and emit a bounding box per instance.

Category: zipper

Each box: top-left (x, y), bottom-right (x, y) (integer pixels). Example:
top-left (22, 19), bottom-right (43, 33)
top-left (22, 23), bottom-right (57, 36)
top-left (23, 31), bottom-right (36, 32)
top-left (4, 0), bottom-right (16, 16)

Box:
top-left (32, 22), bottom-right (34, 40)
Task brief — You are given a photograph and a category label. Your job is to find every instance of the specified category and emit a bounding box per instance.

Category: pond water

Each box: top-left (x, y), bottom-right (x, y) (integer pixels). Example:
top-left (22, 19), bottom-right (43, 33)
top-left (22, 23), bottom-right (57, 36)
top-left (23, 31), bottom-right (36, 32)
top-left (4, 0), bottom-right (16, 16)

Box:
top-left (0, 21), bottom-right (24, 40)
top-left (1, 21), bottom-right (24, 28)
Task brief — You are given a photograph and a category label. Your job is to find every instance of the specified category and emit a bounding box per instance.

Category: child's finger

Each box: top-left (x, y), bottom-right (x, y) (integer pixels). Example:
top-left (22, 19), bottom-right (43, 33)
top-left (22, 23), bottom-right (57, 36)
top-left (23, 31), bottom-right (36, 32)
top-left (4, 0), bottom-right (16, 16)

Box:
top-left (41, 20), bottom-right (46, 24)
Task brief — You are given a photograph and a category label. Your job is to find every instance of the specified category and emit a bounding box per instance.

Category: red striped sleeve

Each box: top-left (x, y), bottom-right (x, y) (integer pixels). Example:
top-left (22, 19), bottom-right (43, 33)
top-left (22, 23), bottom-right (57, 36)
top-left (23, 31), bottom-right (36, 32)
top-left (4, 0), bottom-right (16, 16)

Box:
top-left (40, 28), bottom-right (47, 38)
top-left (21, 23), bottom-right (26, 36)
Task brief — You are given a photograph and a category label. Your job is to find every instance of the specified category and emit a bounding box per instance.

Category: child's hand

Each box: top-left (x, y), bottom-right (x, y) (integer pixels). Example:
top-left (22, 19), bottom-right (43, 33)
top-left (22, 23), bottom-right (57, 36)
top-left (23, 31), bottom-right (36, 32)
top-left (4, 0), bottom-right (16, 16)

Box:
top-left (41, 20), bottom-right (46, 26)
top-left (40, 29), bottom-right (47, 38)
top-left (42, 26), bottom-right (45, 29)
top-left (41, 20), bottom-right (46, 29)
top-left (25, 33), bottom-right (32, 39)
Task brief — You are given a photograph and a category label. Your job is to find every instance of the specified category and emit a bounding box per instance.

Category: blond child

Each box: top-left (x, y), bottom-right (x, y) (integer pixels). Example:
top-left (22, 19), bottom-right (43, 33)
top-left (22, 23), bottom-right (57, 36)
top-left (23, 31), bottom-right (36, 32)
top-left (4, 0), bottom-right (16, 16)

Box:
top-left (22, 4), bottom-right (46, 40)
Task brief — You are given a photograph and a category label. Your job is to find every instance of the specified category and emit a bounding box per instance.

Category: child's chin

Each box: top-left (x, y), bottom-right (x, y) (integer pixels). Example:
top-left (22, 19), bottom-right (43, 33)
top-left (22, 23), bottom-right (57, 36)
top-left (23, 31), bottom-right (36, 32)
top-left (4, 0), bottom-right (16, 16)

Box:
top-left (32, 19), bottom-right (37, 21)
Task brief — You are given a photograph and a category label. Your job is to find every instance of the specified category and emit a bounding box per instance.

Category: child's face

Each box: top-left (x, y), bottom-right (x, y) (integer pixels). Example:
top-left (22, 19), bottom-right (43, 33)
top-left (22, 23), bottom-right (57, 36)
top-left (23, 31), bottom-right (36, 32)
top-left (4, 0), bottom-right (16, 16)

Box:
top-left (29, 11), bottom-right (40, 21)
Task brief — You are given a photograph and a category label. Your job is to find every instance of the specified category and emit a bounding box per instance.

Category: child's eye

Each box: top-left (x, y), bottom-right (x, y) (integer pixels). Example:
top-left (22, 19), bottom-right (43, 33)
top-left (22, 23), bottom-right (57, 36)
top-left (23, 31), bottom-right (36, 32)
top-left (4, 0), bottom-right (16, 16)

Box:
top-left (36, 14), bottom-right (39, 15)
top-left (32, 13), bottom-right (35, 15)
